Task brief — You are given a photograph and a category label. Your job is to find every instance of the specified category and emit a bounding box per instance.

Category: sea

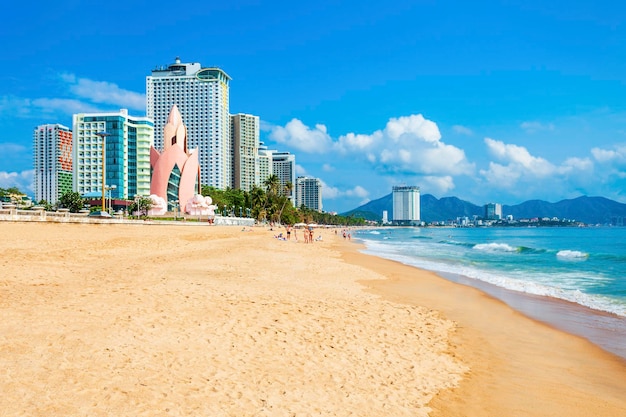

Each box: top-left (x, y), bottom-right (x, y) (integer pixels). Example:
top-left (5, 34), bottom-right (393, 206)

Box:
top-left (353, 226), bottom-right (626, 360)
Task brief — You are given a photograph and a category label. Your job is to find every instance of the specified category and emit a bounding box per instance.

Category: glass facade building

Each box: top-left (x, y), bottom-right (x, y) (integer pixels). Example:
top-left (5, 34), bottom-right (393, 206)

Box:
top-left (72, 109), bottom-right (153, 200)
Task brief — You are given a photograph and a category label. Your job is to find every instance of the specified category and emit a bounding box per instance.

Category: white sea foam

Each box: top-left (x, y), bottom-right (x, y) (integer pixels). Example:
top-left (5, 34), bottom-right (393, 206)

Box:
top-left (473, 243), bottom-right (518, 253)
top-left (556, 250), bottom-right (588, 259)
top-left (360, 240), bottom-right (626, 318)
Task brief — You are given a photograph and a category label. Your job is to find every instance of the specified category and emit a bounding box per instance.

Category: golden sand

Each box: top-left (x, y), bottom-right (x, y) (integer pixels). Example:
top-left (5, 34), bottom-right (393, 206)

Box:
top-left (1, 222), bottom-right (625, 416)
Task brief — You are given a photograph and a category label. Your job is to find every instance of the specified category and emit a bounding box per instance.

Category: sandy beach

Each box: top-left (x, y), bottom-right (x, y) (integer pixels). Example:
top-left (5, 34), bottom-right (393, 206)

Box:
top-left (1, 222), bottom-right (625, 416)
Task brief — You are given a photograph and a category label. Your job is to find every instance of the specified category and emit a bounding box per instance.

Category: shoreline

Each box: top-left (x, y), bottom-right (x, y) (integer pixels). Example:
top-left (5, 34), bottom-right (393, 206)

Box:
top-left (2, 222), bottom-right (626, 416)
top-left (338, 238), bottom-right (626, 416)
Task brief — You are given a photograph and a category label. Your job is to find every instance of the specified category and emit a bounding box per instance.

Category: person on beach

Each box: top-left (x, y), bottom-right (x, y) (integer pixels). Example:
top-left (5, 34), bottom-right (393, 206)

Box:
top-left (303, 227), bottom-right (309, 243)
top-left (286, 225), bottom-right (292, 240)
top-left (308, 226), bottom-right (314, 243)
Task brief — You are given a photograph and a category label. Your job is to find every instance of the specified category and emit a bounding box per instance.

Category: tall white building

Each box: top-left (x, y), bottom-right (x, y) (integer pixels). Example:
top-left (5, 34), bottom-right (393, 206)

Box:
top-left (257, 143), bottom-right (274, 188)
top-left (72, 109), bottom-right (153, 200)
top-left (146, 57), bottom-right (232, 189)
top-left (231, 113), bottom-right (259, 192)
top-left (33, 124), bottom-right (73, 204)
top-left (392, 185), bottom-right (420, 225)
top-left (272, 151), bottom-right (296, 202)
top-left (295, 176), bottom-right (322, 212)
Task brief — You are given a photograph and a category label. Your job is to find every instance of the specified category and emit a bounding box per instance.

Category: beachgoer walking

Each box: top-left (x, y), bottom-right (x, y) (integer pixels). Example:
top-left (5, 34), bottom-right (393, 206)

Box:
top-left (286, 225), bottom-right (291, 240)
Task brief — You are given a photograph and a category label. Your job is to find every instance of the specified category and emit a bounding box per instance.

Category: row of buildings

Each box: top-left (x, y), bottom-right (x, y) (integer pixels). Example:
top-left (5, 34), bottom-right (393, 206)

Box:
top-left (33, 57), bottom-right (323, 212)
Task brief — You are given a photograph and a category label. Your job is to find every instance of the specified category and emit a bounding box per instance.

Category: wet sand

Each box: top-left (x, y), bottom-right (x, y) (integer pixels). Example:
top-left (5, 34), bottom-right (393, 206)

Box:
top-left (1, 221), bottom-right (626, 416)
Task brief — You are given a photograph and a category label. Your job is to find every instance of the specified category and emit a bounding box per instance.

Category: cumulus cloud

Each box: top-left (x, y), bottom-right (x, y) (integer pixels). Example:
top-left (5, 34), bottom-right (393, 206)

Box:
top-left (591, 145), bottom-right (626, 164)
top-left (320, 180), bottom-right (369, 202)
top-left (337, 115), bottom-right (474, 177)
top-left (269, 119), bottom-right (333, 153)
top-left (0, 170), bottom-right (34, 194)
top-left (484, 137), bottom-right (555, 177)
top-left (479, 138), bottom-right (601, 198)
top-left (271, 114), bottom-right (473, 181)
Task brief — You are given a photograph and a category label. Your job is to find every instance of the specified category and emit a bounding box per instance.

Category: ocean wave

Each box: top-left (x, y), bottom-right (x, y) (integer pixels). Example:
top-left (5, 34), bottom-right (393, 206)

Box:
top-left (359, 246), bottom-right (626, 318)
top-left (556, 250), bottom-right (589, 260)
top-left (473, 243), bottom-right (518, 253)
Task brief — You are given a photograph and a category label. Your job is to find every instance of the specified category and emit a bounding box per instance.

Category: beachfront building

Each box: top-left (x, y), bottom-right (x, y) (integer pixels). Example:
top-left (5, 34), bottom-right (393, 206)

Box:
top-left (273, 151), bottom-right (296, 203)
top-left (231, 113), bottom-right (260, 192)
top-left (33, 124), bottom-right (73, 205)
top-left (257, 143), bottom-right (274, 187)
top-left (484, 202), bottom-right (502, 220)
top-left (146, 57), bottom-right (232, 189)
top-left (295, 176), bottom-right (323, 212)
top-left (392, 185), bottom-right (420, 225)
top-left (72, 109), bottom-right (153, 201)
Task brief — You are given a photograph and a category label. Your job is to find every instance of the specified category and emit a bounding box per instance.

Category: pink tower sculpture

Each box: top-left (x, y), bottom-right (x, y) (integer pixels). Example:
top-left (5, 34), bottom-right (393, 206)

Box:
top-left (150, 105), bottom-right (200, 214)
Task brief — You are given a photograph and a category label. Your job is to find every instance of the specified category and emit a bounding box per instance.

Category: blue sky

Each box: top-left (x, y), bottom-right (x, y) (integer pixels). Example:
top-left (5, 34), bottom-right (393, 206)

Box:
top-left (2, 0), bottom-right (626, 213)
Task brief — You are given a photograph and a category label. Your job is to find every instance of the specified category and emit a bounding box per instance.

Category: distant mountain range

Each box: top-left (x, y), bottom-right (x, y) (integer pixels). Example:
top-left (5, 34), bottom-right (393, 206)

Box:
top-left (341, 194), bottom-right (626, 225)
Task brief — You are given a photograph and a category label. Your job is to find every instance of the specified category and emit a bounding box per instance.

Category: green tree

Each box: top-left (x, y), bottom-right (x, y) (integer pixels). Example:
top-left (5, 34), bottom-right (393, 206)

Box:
top-left (58, 191), bottom-right (85, 213)
top-left (129, 196), bottom-right (153, 218)
top-left (37, 199), bottom-right (53, 211)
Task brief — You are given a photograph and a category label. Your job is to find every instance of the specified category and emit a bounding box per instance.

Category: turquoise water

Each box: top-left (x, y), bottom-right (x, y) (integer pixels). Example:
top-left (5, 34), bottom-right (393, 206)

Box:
top-left (355, 226), bottom-right (626, 358)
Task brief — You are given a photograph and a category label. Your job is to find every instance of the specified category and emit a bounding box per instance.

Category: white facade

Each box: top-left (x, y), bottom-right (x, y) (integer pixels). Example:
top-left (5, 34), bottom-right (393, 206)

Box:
top-left (296, 176), bottom-right (322, 212)
top-left (392, 185), bottom-right (420, 224)
top-left (33, 124), bottom-right (73, 204)
top-left (72, 109), bottom-right (153, 200)
top-left (231, 113), bottom-right (259, 192)
top-left (272, 151), bottom-right (296, 202)
top-left (257, 143), bottom-right (274, 187)
top-left (147, 57), bottom-right (232, 189)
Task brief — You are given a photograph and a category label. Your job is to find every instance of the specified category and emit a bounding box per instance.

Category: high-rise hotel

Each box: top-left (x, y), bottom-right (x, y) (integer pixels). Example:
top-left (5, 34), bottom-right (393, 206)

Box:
top-left (392, 185), bottom-right (421, 225)
top-left (147, 57), bottom-right (232, 189)
top-left (33, 124), bottom-right (73, 204)
top-left (72, 109), bottom-right (153, 200)
top-left (231, 113), bottom-right (260, 192)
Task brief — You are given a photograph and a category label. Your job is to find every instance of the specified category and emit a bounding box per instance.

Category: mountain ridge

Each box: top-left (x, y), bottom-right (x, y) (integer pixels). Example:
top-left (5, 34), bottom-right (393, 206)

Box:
top-left (341, 194), bottom-right (626, 225)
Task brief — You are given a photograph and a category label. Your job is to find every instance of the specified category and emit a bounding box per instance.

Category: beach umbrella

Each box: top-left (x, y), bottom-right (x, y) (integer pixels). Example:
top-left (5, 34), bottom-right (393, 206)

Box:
top-left (294, 222), bottom-right (306, 227)
top-left (307, 223), bottom-right (318, 227)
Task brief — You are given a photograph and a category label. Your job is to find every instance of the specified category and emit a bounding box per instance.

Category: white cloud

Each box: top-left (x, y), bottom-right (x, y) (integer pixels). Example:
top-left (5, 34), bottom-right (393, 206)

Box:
top-left (0, 170), bottom-right (34, 194)
top-left (452, 125), bottom-right (473, 135)
top-left (66, 76), bottom-right (145, 111)
top-left (322, 163), bottom-right (334, 172)
top-left (484, 137), bottom-right (555, 177)
top-left (269, 118), bottom-right (333, 153)
top-left (520, 121), bottom-right (555, 133)
top-left (320, 180), bottom-right (369, 201)
top-left (1, 73), bottom-right (145, 120)
top-left (591, 145), bottom-right (626, 164)
top-left (267, 114), bottom-right (474, 198)
top-left (419, 175), bottom-right (456, 194)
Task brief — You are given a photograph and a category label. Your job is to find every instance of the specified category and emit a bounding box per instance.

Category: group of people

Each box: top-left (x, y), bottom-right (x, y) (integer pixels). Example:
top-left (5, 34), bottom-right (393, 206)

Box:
top-left (280, 225), bottom-right (321, 243)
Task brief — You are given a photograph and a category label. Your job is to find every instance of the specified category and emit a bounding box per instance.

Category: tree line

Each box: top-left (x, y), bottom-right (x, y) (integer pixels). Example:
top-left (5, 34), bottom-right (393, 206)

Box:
top-left (1, 178), bottom-right (366, 226)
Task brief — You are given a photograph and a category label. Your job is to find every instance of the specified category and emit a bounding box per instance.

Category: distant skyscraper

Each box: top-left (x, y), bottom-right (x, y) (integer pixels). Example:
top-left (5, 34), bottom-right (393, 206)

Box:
top-left (392, 185), bottom-right (420, 225)
top-left (33, 124), bottom-right (72, 204)
top-left (72, 109), bottom-right (153, 200)
top-left (484, 203), bottom-right (502, 220)
top-left (296, 176), bottom-right (323, 212)
top-left (146, 57), bottom-right (232, 189)
top-left (231, 113), bottom-right (259, 192)
top-left (272, 151), bottom-right (296, 202)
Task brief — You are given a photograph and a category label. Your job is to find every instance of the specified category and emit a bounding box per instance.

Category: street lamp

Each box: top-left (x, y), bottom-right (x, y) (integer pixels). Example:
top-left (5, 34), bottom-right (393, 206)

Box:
top-left (106, 184), bottom-right (117, 214)
top-left (95, 131), bottom-right (111, 213)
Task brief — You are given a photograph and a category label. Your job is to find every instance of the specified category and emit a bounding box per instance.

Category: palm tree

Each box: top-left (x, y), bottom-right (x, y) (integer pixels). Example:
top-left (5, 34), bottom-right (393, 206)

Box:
top-left (277, 181), bottom-right (293, 224)
top-left (264, 174), bottom-right (280, 197)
